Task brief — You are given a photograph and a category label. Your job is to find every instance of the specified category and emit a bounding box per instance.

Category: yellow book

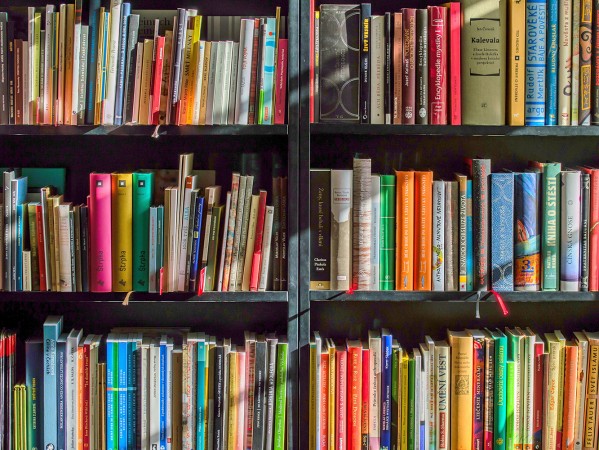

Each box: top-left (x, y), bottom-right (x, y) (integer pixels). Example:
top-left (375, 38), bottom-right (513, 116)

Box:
top-left (111, 173), bottom-right (133, 292)
top-left (508, 0), bottom-right (525, 125)
top-left (198, 41), bottom-right (212, 125)
top-left (49, 195), bottom-right (64, 291)
top-left (227, 350), bottom-right (238, 450)
top-left (138, 39), bottom-right (154, 125)
top-left (448, 330), bottom-right (474, 450)
top-left (179, 23), bottom-right (194, 124)
top-left (64, 3), bottom-right (75, 125)
top-left (187, 16), bottom-right (202, 125)
top-left (94, 8), bottom-right (106, 125)
top-left (400, 352), bottom-right (409, 450)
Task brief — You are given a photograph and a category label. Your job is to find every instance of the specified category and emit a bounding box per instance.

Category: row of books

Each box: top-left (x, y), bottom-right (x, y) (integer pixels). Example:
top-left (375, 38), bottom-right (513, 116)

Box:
top-left (2, 155), bottom-right (288, 293)
top-left (0, 316), bottom-right (289, 450)
top-left (310, 158), bottom-right (598, 292)
top-left (310, 0), bottom-right (596, 126)
top-left (0, 4), bottom-right (288, 126)
top-left (309, 328), bottom-right (599, 450)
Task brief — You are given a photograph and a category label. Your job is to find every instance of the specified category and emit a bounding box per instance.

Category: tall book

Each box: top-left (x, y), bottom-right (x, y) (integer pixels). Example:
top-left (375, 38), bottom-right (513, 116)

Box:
top-left (353, 158), bottom-right (371, 290)
top-left (514, 172), bottom-right (541, 291)
top-left (571, 0), bottom-right (581, 124)
top-left (448, 331), bottom-right (474, 450)
top-left (558, 0), bottom-right (573, 124)
top-left (525, 0), bottom-right (547, 125)
top-left (371, 175), bottom-right (381, 290)
top-left (432, 180), bottom-right (446, 291)
top-left (416, 9), bottom-right (429, 125)
top-left (111, 173), bottom-right (133, 292)
top-left (319, 4), bottom-right (360, 122)
top-left (132, 172), bottom-right (153, 291)
top-left (560, 171), bottom-right (581, 291)
top-left (310, 170), bottom-right (331, 290)
top-left (579, 0), bottom-right (592, 125)
top-left (380, 175), bottom-right (396, 290)
top-left (546, 0), bottom-right (559, 125)
top-left (43, 316), bottom-right (63, 450)
top-left (461, 0), bottom-right (507, 124)
top-left (471, 159), bottom-right (491, 291)
top-left (396, 171), bottom-right (414, 290)
top-left (370, 16), bottom-right (384, 124)
top-left (360, 4), bottom-right (371, 124)
top-left (331, 170), bottom-right (353, 291)
top-left (445, 181), bottom-right (459, 291)
top-left (428, 6), bottom-right (448, 124)
top-left (369, 331), bottom-right (382, 449)
top-left (392, 12), bottom-right (403, 124)
top-left (490, 173), bottom-right (514, 291)
top-left (89, 173), bottom-right (112, 292)
top-left (508, 0), bottom-right (526, 124)
top-left (401, 9), bottom-right (416, 124)
top-left (414, 171), bottom-right (433, 290)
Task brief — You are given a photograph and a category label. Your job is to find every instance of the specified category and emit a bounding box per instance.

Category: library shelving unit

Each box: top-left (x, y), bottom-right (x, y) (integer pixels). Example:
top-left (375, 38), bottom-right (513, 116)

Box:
top-left (297, 1), bottom-right (599, 449)
top-left (0, 0), bottom-right (300, 448)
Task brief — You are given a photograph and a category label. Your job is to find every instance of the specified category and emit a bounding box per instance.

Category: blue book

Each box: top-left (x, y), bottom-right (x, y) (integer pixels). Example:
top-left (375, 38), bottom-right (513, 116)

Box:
top-left (106, 335), bottom-right (118, 450)
top-left (258, 18), bottom-right (276, 124)
top-left (545, 0), bottom-right (558, 125)
top-left (118, 338), bottom-right (128, 450)
top-left (197, 339), bottom-right (206, 450)
top-left (56, 333), bottom-right (68, 450)
top-left (16, 203), bottom-right (24, 291)
top-left (381, 329), bottom-right (393, 450)
top-left (525, 0), bottom-right (547, 125)
top-left (43, 316), bottom-right (63, 450)
top-left (490, 173), bottom-right (515, 291)
top-left (26, 338), bottom-right (44, 450)
top-left (113, 3), bottom-right (131, 125)
top-left (189, 196), bottom-right (205, 292)
top-left (466, 180), bottom-right (474, 291)
top-left (160, 337), bottom-right (167, 450)
top-left (126, 336), bottom-right (138, 450)
top-left (514, 173), bottom-right (541, 290)
top-left (86, 0), bottom-right (101, 124)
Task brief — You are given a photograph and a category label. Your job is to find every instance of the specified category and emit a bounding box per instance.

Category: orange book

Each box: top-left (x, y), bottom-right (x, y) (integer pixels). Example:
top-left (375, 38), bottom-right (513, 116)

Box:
top-left (562, 342), bottom-right (579, 450)
top-left (320, 351), bottom-right (330, 450)
top-left (395, 171), bottom-right (414, 290)
top-left (414, 171), bottom-right (433, 290)
top-left (347, 341), bottom-right (362, 450)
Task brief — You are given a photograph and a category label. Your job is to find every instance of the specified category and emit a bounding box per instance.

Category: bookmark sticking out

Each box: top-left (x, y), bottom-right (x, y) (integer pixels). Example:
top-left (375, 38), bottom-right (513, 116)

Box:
top-left (159, 267), bottom-right (164, 295)
top-left (122, 291), bottom-right (134, 306)
top-left (489, 289), bottom-right (509, 316)
top-left (475, 291), bottom-right (481, 319)
top-left (152, 125), bottom-right (160, 139)
top-left (197, 267), bottom-right (207, 296)
top-left (346, 283), bottom-right (356, 295)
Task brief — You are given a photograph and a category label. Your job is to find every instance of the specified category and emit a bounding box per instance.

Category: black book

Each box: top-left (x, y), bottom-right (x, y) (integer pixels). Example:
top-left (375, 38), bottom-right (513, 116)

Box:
top-left (251, 337), bottom-right (267, 450)
top-left (213, 344), bottom-right (225, 450)
top-left (581, 172), bottom-right (590, 291)
top-left (359, 4), bottom-right (371, 123)
top-left (319, 4), bottom-right (361, 122)
top-left (416, 9), bottom-right (428, 124)
top-left (272, 177), bottom-right (281, 291)
top-left (384, 12), bottom-right (392, 124)
top-left (6, 21), bottom-right (14, 125)
top-left (0, 14), bottom-right (8, 125)
top-left (80, 205), bottom-right (89, 292)
top-left (123, 14), bottom-right (140, 124)
top-left (310, 169), bottom-right (331, 290)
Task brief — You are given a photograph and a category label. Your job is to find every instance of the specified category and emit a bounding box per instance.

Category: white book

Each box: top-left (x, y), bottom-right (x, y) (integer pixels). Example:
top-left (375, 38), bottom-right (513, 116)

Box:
top-left (211, 42), bottom-right (225, 124)
top-left (370, 15), bottom-right (385, 124)
top-left (560, 171), bottom-right (581, 291)
top-left (352, 158), bottom-right (371, 290)
top-left (229, 175), bottom-right (247, 291)
top-left (331, 169), bottom-right (353, 291)
top-left (205, 42), bottom-right (218, 125)
top-left (235, 19), bottom-right (255, 124)
top-left (22, 250), bottom-right (31, 291)
top-left (223, 174), bottom-right (240, 290)
top-left (58, 203), bottom-right (73, 292)
top-left (148, 206), bottom-right (158, 293)
top-left (227, 42), bottom-right (239, 125)
top-left (217, 192), bottom-right (232, 291)
top-left (132, 42), bottom-right (144, 124)
top-left (220, 41), bottom-right (234, 123)
top-left (43, 5), bottom-right (55, 124)
top-left (66, 329), bottom-right (82, 450)
top-left (182, 334), bottom-right (201, 450)
top-left (368, 330), bottom-right (382, 447)
top-left (191, 41), bottom-right (206, 125)
top-left (139, 337), bottom-right (150, 450)
top-left (149, 340), bottom-right (161, 450)
top-left (573, 332), bottom-right (589, 450)
top-left (558, 0), bottom-right (572, 125)
top-left (371, 174), bottom-right (380, 290)
top-left (177, 176), bottom-right (199, 292)
top-left (434, 341), bottom-right (451, 450)
top-left (71, 0), bottom-right (82, 117)
top-left (103, 0), bottom-right (123, 125)
top-left (258, 205), bottom-right (275, 291)
top-left (424, 336), bottom-right (436, 450)
top-left (77, 26), bottom-right (89, 124)
top-left (40, 188), bottom-right (51, 292)
top-left (432, 180), bottom-right (446, 291)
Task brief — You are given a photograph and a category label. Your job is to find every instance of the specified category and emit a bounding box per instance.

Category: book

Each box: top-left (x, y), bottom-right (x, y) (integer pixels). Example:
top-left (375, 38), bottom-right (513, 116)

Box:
top-left (432, 180), bottom-right (446, 291)
top-left (380, 175), bottom-right (396, 291)
top-left (111, 173), bottom-right (133, 292)
top-left (43, 316), bottom-right (64, 450)
top-left (445, 181), bottom-right (459, 291)
top-left (414, 171), bottom-right (433, 290)
top-left (525, 0), bottom-right (547, 126)
top-left (370, 16), bottom-right (384, 125)
top-left (402, 9), bottom-right (416, 124)
top-left (89, 173), bottom-right (112, 292)
top-left (546, 0), bottom-right (559, 125)
top-left (471, 159), bottom-right (491, 291)
top-left (508, 0), bottom-right (526, 125)
top-left (490, 173), bottom-right (514, 291)
top-left (448, 331), bottom-right (473, 450)
top-left (579, 0), bottom-right (592, 125)
top-left (353, 158), bottom-right (372, 290)
top-left (331, 170), bottom-right (352, 291)
top-left (360, 4), bottom-right (371, 124)
top-left (416, 9), bottom-right (429, 125)
top-left (514, 172), bottom-right (541, 291)
top-left (132, 172), bottom-right (153, 291)
top-left (558, 0), bottom-right (573, 124)
top-left (310, 170), bottom-right (331, 290)
top-left (396, 171), bottom-right (414, 290)
top-left (560, 171), bottom-right (581, 291)
top-left (428, 6), bottom-right (447, 124)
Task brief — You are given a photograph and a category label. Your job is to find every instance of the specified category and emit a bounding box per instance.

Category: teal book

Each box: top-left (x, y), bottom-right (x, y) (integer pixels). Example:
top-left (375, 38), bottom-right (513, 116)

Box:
top-left (489, 328), bottom-right (507, 450)
top-left (16, 203), bottom-right (26, 292)
top-left (126, 336), bottom-right (139, 450)
top-left (273, 339), bottom-right (289, 450)
top-left (43, 316), bottom-right (63, 450)
top-left (380, 174), bottom-right (396, 290)
top-left (258, 18), bottom-right (276, 124)
top-left (132, 172), bottom-right (154, 291)
top-left (505, 360), bottom-right (515, 450)
top-left (118, 339), bottom-right (128, 450)
top-left (0, 168), bottom-right (66, 194)
top-left (542, 163), bottom-right (561, 290)
top-left (197, 339), bottom-right (206, 450)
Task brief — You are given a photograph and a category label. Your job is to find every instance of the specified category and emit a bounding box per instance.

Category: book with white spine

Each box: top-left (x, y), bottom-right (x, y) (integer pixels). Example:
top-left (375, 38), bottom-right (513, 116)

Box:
top-left (43, 5), bottom-right (55, 124)
top-left (227, 42), bottom-right (240, 125)
top-left (434, 341), bottom-right (451, 450)
top-left (71, 0), bottom-right (82, 118)
top-left (560, 170), bottom-right (581, 291)
top-left (103, 0), bottom-right (123, 125)
top-left (369, 330), bottom-right (382, 448)
top-left (353, 158), bottom-right (371, 290)
top-left (258, 205), bottom-right (275, 291)
top-left (220, 41), bottom-right (234, 123)
top-left (424, 336), bottom-right (436, 450)
top-left (371, 174), bottom-right (380, 290)
top-left (432, 180), bottom-right (445, 291)
top-left (177, 176), bottom-right (199, 292)
top-left (212, 42), bottom-right (226, 124)
top-left (235, 19), bottom-right (255, 124)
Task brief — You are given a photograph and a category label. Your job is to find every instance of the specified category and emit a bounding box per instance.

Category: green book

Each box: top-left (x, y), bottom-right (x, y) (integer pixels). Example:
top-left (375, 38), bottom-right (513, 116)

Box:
top-left (391, 344), bottom-right (399, 449)
top-left (273, 339), bottom-right (288, 450)
top-left (541, 162), bottom-right (561, 290)
top-left (489, 328), bottom-right (507, 450)
top-left (506, 329), bottom-right (524, 450)
top-left (205, 205), bottom-right (224, 291)
top-left (505, 360), bottom-right (515, 450)
top-left (408, 354), bottom-right (416, 450)
top-left (27, 203), bottom-right (40, 291)
top-left (132, 172), bottom-right (154, 292)
top-left (380, 174), bottom-right (396, 290)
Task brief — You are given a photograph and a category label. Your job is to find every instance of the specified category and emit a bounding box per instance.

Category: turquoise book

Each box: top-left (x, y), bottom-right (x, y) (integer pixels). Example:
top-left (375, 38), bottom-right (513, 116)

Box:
top-left (490, 173), bottom-right (514, 291)
top-left (118, 338), bottom-right (128, 450)
top-left (545, 0), bottom-right (558, 125)
top-left (126, 337), bottom-right (138, 450)
top-left (132, 172), bottom-right (154, 291)
top-left (542, 163), bottom-right (561, 290)
top-left (106, 335), bottom-right (118, 450)
top-left (16, 203), bottom-right (26, 292)
top-left (43, 316), bottom-right (63, 450)
top-left (197, 339), bottom-right (206, 450)
top-left (466, 180), bottom-right (474, 291)
top-left (525, 0), bottom-right (547, 125)
top-left (258, 18), bottom-right (276, 124)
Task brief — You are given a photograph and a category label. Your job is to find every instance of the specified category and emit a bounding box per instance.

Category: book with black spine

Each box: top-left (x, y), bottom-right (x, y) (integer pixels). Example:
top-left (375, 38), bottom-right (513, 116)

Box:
top-left (416, 9), bottom-right (429, 124)
top-left (213, 343), bottom-right (225, 450)
top-left (310, 169), bottom-right (331, 290)
top-left (252, 337), bottom-right (268, 450)
top-left (6, 21), bottom-right (14, 124)
top-left (279, 177), bottom-right (288, 291)
top-left (272, 178), bottom-right (281, 291)
top-left (0, 13), bottom-right (8, 124)
top-left (123, 14), bottom-right (140, 123)
top-left (384, 12), bottom-right (392, 124)
top-left (360, 4), bottom-right (371, 123)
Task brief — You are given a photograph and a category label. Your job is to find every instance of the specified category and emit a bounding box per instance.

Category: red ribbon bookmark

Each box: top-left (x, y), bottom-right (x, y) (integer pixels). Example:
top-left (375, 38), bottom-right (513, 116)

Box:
top-left (489, 289), bottom-right (509, 316)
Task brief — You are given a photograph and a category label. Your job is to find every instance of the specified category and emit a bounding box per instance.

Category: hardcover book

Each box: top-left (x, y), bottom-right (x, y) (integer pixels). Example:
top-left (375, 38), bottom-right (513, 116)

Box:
top-left (560, 171), bottom-right (581, 291)
top-left (89, 173), bottom-right (112, 292)
top-left (508, 0), bottom-right (526, 125)
top-left (514, 173), bottom-right (541, 291)
top-left (370, 16), bottom-right (384, 124)
top-left (428, 6), bottom-right (447, 124)
top-left (490, 173), bottom-right (514, 291)
top-left (525, 0), bottom-right (547, 126)
top-left (546, 0), bottom-right (558, 125)
top-left (331, 170), bottom-right (353, 291)
top-left (353, 158), bottom-right (371, 290)
top-left (471, 159), bottom-right (491, 291)
top-left (380, 175), bottom-right (396, 291)
top-left (402, 9), bottom-right (417, 124)
top-left (416, 9), bottom-right (429, 125)
top-left (310, 170), bottom-right (331, 290)
top-left (396, 171), bottom-right (414, 290)
top-left (360, 4), bottom-right (371, 124)
top-left (415, 171), bottom-right (433, 290)
top-left (111, 173), bottom-right (133, 292)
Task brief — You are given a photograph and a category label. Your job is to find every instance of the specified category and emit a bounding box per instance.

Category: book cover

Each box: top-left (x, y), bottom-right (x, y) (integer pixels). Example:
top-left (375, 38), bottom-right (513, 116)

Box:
top-left (468, 330), bottom-right (486, 450)
top-left (362, 347), bottom-right (370, 450)
top-left (416, 9), bottom-right (429, 125)
top-left (579, 0), bottom-right (592, 124)
top-left (582, 168), bottom-right (599, 290)
top-left (445, 181), bottom-right (459, 291)
top-left (384, 13), bottom-right (392, 124)
top-left (514, 172), bottom-right (541, 291)
top-left (369, 331), bottom-right (382, 449)
top-left (432, 180), bottom-right (446, 291)
top-left (380, 174), bottom-right (396, 291)
top-left (415, 171), bottom-right (433, 290)
top-left (402, 9), bottom-right (416, 124)
top-left (546, 0), bottom-right (558, 125)
top-left (274, 38), bottom-right (288, 124)
top-left (132, 172), bottom-right (153, 292)
top-left (26, 338), bottom-right (43, 450)
top-left (111, 173), bottom-right (133, 292)
top-left (331, 170), bottom-right (353, 291)
top-left (370, 16), bottom-right (384, 124)
top-left (360, 4), bottom-right (372, 124)
top-left (544, 333), bottom-right (563, 450)
top-left (508, 0), bottom-right (526, 125)
top-left (572, 0), bottom-right (581, 124)
top-left (428, 6), bottom-right (448, 124)
top-left (558, 0), bottom-right (573, 124)
top-left (471, 159), bottom-right (491, 291)
top-left (490, 173), bottom-right (514, 291)
top-left (561, 171), bottom-right (582, 290)
top-left (353, 158), bottom-right (372, 290)
top-left (434, 341), bottom-right (450, 450)
top-left (393, 13), bottom-right (403, 124)
top-left (482, 333), bottom-right (495, 450)
top-left (89, 174), bottom-right (112, 292)
top-left (249, 190), bottom-right (268, 292)
top-left (113, 3), bottom-right (131, 125)
top-left (396, 171), bottom-right (414, 290)
top-left (381, 330), bottom-right (393, 449)
top-left (581, 173), bottom-right (591, 291)
top-left (43, 316), bottom-right (63, 450)
top-left (319, 4), bottom-right (360, 122)
top-left (490, 329), bottom-right (507, 450)
top-left (562, 343), bottom-right (579, 450)
top-left (456, 174), bottom-right (468, 290)
top-left (347, 340), bottom-right (362, 450)
top-left (524, 0), bottom-right (547, 125)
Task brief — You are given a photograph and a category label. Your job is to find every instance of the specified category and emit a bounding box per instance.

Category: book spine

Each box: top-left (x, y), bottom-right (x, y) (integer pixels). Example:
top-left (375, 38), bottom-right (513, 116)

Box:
top-left (352, 158), bottom-right (372, 290)
top-left (558, 0), bottom-right (573, 124)
top-left (169, 9), bottom-right (187, 124)
top-left (391, 347), bottom-right (399, 450)
top-left (89, 173), bottom-right (112, 292)
top-left (331, 170), bottom-right (353, 291)
top-left (111, 173), bottom-right (133, 292)
top-left (396, 171), bottom-right (414, 290)
top-left (369, 336), bottom-right (382, 449)
top-left (483, 338), bottom-right (495, 450)
top-left (572, 0), bottom-right (581, 124)
top-left (77, 26), bottom-right (89, 125)
top-left (57, 338), bottom-right (66, 450)
top-left (525, 0), bottom-right (547, 126)
top-left (36, 206), bottom-right (47, 291)
top-left (26, 340), bottom-right (44, 450)
top-left (360, 5), bottom-right (372, 124)
top-left (408, 356), bottom-right (416, 450)
top-left (544, 340), bottom-right (561, 450)
top-left (370, 16), bottom-right (384, 124)
top-left (384, 13), bottom-right (392, 124)
top-left (542, 163), bottom-right (561, 290)
top-left (347, 345), bottom-right (362, 450)
top-left (0, 18), bottom-right (7, 125)
top-left (279, 177), bottom-right (288, 291)
top-left (393, 13), bottom-right (403, 124)
top-left (587, 169), bottom-right (599, 290)
top-left (259, 18), bottom-right (276, 124)
top-left (151, 36), bottom-right (165, 125)
top-left (380, 175), bottom-right (396, 291)
top-left (234, 20), bottom-right (254, 124)
top-left (113, 3), bottom-right (130, 125)
top-left (122, 14), bottom-right (138, 124)
top-left (14, 40), bottom-right (23, 125)
top-left (506, 360), bottom-right (516, 450)
top-left (310, 170), bottom-right (331, 290)
top-left (249, 191), bottom-right (268, 291)
top-left (490, 173), bottom-right (514, 291)
top-left (466, 181), bottom-right (474, 290)
top-left (546, 0), bottom-right (559, 125)
top-left (132, 172), bottom-right (153, 292)
top-left (448, 3), bottom-right (461, 125)
top-left (336, 349), bottom-right (348, 450)
top-left (258, 206), bottom-right (274, 291)
top-left (381, 334), bottom-right (392, 449)
top-left (416, 9), bottom-right (429, 125)
top-left (415, 171), bottom-right (433, 290)
top-left (579, 0), bottom-right (592, 124)
top-left (522, 337), bottom-right (534, 450)
top-left (473, 337), bottom-right (485, 450)
top-left (361, 349), bottom-right (370, 450)
top-left (85, 0), bottom-right (100, 123)
top-left (435, 345), bottom-right (450, 450)
top-left (432, 181), bottom-right (445, 291)
top-left (6, 22), bottom-right (14, 125)
top-left (560, 171), bottom-right (582, 290)
top-left (189, 196), bottom-right (205, 292)
top-left (563, 345), bottom-right (578, 450)
top-left (44, 319), bottom-right (62, 450)
top-left (472, 159), bottom-right (491, 291)
top-left (274, 39), bottom-right (287, 124)
top-left (272, 342), bottom-right (287, 450)
top-left (402, 9), bottom-right (416, 124)
top-left (514, 173), bottom-right (541, 291)
top-left (574, 337), bottom-right (588, 450)
top-left (494, 335), bottom-right (507, 450)
top-left (445, 182), bottom-right (459, 291)
top-left (118, 340), bottom-right (128, 450)
top-left (457, 176), bottom-right (468, 290)
top-left (428, 6), bottom-right (448, 124)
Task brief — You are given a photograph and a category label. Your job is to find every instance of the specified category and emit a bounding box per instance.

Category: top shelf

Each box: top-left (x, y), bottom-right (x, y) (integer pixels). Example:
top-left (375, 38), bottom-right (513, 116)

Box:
top-left (311, 124), bottom-right (599, 137)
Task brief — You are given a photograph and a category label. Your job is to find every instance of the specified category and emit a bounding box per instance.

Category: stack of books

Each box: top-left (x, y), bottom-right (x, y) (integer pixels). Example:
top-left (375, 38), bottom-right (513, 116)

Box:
top-left (310, 328), bottom-right (599, 450)
top-left (0, 4), bottom-right (288, 126)
top-left (311, 0), bottom-right (596, 126)
top-left (1, 316), bottom-right (289, 450)
top-left (3, 153), bottom-right (287, 293)
top-left (310, 158), bottom-right (597, 292)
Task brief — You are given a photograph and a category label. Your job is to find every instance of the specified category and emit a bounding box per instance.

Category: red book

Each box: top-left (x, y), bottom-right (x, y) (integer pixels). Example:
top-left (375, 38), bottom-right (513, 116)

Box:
top-left (249, 190), bottom-right (268, 291)
top-left (428, 6), bottom-right (448, 124)
top-left (361, 348), bottom-right (370, 450)
top-left (446, 2), bottom-right (461, 125)
top-left (89, 173), bottom-right (112, 292)
top-left (36, 204), bottom-right (47, 291)
top-left (336, 346), bottom-right (348, 450)
top-left (83, 341), bottom-right (91, 450)
top-left (320, 352), bottom-right (329, 450)
top-left (152, 36), bottom-right (166, 125)
top-left (401, 9), bottom-right (416, 124)
top-left (248, 18), bottom-right (261, 125)
top-left (347, 341), bottom-right (362, 450)
top-left (533, 341), bottom-right (545, 450)
top-left (274, 39), bottom-right (288, 125)
top-left (583, 167), bottom-right (599, 290)
top-left (393, 13), bottom-right (403, 124)
top-left (310, 0), bottom-right (315, 122)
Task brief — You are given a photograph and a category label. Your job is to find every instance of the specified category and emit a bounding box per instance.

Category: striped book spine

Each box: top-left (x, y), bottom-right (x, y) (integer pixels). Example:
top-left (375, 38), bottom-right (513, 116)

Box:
top-left (545, 0), bottom-right (558, 124)
top-left (380, 175), bottom-right (396, 290)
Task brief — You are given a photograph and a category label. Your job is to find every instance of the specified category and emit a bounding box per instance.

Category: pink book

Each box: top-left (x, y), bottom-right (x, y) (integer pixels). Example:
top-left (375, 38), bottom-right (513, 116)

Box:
top-left (274, 39), bottom-right (288, 125)
top-left (249, 190), bottom-right (268, 291)
top-left (336, 346), bottom-right (348, 450)
top-left (89, 173), bottom-right (112, 292)
top-left (447, 2), bottom-right (461, 125)
top-left (428, 6), bottom-right (448, 124)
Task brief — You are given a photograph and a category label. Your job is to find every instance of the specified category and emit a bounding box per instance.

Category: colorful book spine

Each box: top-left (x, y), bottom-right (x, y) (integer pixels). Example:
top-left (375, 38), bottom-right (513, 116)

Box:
top-left (43, 317), bottom-right (63, 450)
top-left (505, 360), bottom-right (516, 450)
top-left (118, 339), bottom-right (128, 450)
top-left (258, 18), bottom-right (276, 125)
top-left (493, 331), bottom-right (507, 450)
top-left (113, 3), bottom-right (130, 125)
top-left (525, 0), bottom-right (547, 126)
top-left (561, 171), bottom-right (582, 290)
top-left (581, 173), bottom-right (591, 291)
top-left (432, 180), bottom-right (446, 291)
top-left (483, 336), bottom-right (495, 450)
top-left (347, 342), bottom-right (362, 450)
top-left (558, 0), bottom-right (573, 124)
top-left (514, 173), bottom-right (541, 291)
top-left (472, 159), bottom-right (491, 291)
top-left (189, 196), bottom-right (205, 292)
top-left (360, 4), bottom-right (372, 124)
top-left (490, 173), bottom-right (514, 291)
top-left (274, 38), bottom-right (288, 125)
top-left (362, 348), bottom-right (370, 450)
top-left (396, 171), bottom-right (414, 290)
top-left (449, 332), bottom-right (473, 450)
top-left (584, 168), bottom-right (599, 290)
top-left (546, 0), bottom-right (558, 125)
top-left (132, 172), bottom-right (153, 292)
top-left (111, 173), bottom-right (133, 292)
top-left (428, 6), bottom-right (448, 124)
top-left (571, 0), bottom-right (581, 124)
top-left (533, 341), bottom-right (544, 450)
top-left (415, 171), bottom-right (433, 290)
top-left (457, 175), bottom-right (468, 291)
top-left (579, 0), bottom-right (592, 125)
top-left (197, 340), bottom-right (206, 449)
top-left (473, 335), bottom-right (485, 450)
top-left (509, 0), bottom-right (526, 125)
top-left (89, 173), bottom-right (112, 292)
top-left (381, 331), bottom-right (392, 449)
top-left (447, 2), bottom-right (461, 125)
top-left (106, 335), bottom-right (117, 450)
top-left (380, 175), bottom-right (396, 290)
top-left (402, 8), bottom-right (416, 124)
top-left (466, 180), bottom-right (474, 291)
